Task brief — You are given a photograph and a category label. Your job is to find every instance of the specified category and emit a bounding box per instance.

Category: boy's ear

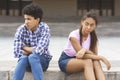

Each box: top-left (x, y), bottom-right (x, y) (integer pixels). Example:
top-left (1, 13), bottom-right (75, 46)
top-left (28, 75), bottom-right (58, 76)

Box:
top-left (36, 18), bottom-right (40, 22)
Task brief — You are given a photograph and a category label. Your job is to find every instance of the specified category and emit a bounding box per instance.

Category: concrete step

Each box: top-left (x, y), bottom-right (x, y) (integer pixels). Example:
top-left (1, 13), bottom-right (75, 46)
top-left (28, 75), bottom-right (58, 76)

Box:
top-left (0, 22), bottom-right (120, 37)
top-left (8, 67), bottom-right (120, 80)
top-left (1, 66), bottom-right (120, 80)
top-left (0, 61), bottom-right (120, 80)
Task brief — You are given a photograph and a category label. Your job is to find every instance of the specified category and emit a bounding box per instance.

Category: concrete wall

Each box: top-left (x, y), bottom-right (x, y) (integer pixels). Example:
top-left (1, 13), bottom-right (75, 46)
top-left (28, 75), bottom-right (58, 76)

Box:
top-left (1, 0), bottom-right (120, 17)
top-left (33, 0), bottom-right (77, 18)
top-left (114, 0), bottom-right (120, 16)
top-left (33, 0), bottom-right (120, 17)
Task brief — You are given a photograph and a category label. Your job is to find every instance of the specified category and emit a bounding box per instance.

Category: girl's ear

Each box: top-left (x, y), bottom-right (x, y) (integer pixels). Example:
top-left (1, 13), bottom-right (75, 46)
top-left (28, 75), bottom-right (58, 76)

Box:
top-left (81, 21), bottom-right (84, 26)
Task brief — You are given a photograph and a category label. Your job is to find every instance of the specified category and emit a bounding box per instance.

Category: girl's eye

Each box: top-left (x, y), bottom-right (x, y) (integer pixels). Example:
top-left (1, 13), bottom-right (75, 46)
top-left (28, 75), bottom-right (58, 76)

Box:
top-left (90, 24), bottom-right (94, 27)
top-left (85, 22), bottom-right (89, 26)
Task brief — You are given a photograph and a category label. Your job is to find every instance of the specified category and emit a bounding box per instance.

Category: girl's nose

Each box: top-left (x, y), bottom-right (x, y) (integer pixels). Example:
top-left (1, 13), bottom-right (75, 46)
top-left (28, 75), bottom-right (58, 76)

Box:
top-left (87, 25), bottom-right (90, 29)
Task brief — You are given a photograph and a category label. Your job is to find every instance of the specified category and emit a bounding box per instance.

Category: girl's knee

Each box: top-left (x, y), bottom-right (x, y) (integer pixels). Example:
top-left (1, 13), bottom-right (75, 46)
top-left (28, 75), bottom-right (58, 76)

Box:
top-left (84, 59), bottom-right (93, 67)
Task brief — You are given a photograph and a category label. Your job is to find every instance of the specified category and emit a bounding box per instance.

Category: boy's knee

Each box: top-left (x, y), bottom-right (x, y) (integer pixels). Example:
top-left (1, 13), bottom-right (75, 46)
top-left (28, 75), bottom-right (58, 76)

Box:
top-left (28, 53), bottom-right (39, 63)
top-left (17, 55), bottom-right (28, 65)
top-left (19, 55), bottom-right (28, 61)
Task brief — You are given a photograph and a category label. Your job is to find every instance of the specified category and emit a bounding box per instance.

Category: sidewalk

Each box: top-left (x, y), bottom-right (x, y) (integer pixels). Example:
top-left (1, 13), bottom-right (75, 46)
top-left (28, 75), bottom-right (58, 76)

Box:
top-left (0, 37), bottom-right (120, 65)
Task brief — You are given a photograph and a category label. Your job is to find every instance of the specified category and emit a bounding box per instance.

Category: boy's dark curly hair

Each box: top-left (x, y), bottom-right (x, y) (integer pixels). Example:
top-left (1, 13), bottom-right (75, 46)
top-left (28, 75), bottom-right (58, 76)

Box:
top-left (22, 3), bottom-right (43, 22)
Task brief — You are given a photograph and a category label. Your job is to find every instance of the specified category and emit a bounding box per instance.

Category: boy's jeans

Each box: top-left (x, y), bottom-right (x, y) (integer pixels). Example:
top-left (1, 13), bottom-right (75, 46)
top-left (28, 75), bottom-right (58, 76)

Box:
top-left (13, 53), bottom-right (50, 80)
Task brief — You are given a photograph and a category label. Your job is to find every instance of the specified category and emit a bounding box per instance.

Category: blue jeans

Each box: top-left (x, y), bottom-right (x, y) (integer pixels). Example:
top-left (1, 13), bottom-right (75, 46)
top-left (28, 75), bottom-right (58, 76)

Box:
top-left (13, 53), bottom-right (51, 80)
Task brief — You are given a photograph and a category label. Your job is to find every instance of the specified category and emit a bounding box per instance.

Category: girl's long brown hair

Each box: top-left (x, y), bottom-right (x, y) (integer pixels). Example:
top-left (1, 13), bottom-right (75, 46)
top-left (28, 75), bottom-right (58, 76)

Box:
top-left (79, 11), bottom-right (98, 53)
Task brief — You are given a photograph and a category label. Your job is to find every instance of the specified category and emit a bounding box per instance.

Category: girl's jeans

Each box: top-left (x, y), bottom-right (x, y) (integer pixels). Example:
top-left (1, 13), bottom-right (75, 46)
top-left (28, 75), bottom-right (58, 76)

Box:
top-left (13, 53), bottom-right (51, 80)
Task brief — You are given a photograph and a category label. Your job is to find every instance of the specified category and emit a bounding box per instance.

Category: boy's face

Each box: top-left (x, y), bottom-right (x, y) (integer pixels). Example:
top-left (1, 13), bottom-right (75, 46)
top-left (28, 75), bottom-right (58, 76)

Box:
top-left (24, 14), bottom-right (40, 31)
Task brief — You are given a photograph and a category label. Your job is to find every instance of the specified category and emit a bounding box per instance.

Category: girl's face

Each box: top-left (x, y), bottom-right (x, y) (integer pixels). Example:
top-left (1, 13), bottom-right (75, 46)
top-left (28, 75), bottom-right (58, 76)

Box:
top-left (24, 14), bottom-right (40, 31)
top-left (81, 17), bottom-right (96, 35)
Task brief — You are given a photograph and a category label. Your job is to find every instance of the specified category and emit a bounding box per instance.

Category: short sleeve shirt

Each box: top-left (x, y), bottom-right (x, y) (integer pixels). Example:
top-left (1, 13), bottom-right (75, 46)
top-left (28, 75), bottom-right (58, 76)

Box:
top-left (64, 29), bottom-right (91, 57)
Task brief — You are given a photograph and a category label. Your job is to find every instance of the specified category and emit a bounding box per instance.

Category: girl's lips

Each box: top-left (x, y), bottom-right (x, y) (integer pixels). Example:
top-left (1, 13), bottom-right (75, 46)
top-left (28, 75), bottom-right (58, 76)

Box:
top-left (85, 29), bottom-right (90, 33)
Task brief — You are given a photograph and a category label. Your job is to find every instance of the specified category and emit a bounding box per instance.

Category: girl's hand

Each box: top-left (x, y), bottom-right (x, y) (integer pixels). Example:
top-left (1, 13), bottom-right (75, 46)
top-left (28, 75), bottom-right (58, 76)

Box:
top-left (75, 48), bottom-right (86, 59)
top-left (100, 56), bottom-right (111, 70)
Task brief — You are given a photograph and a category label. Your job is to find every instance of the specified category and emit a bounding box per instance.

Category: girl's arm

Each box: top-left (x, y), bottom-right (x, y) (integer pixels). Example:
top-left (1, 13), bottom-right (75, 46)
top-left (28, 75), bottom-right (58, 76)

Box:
top-left (70, 37), bottom-right (94, 58)
top-left (70, 37), bottom-right (86, 58)
top-left (69, 37), bottom-right (82, 52)
top-left (70, 37), bottom-right (111, 70)
top-left (83, 54), bottom-right (111, 70)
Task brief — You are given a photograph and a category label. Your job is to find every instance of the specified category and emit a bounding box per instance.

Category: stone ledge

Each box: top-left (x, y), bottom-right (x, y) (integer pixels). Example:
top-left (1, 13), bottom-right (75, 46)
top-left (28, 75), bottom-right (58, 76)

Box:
top-left (0, 66), bottom-right (120, 80)
top-left (0, 60), bottom-right (120, 80)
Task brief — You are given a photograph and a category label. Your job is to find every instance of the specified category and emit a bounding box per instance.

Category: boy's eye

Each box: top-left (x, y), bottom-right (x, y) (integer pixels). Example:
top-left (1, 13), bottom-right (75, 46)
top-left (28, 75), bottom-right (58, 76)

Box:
top-left (25, 18), bottom-right (31, 20)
